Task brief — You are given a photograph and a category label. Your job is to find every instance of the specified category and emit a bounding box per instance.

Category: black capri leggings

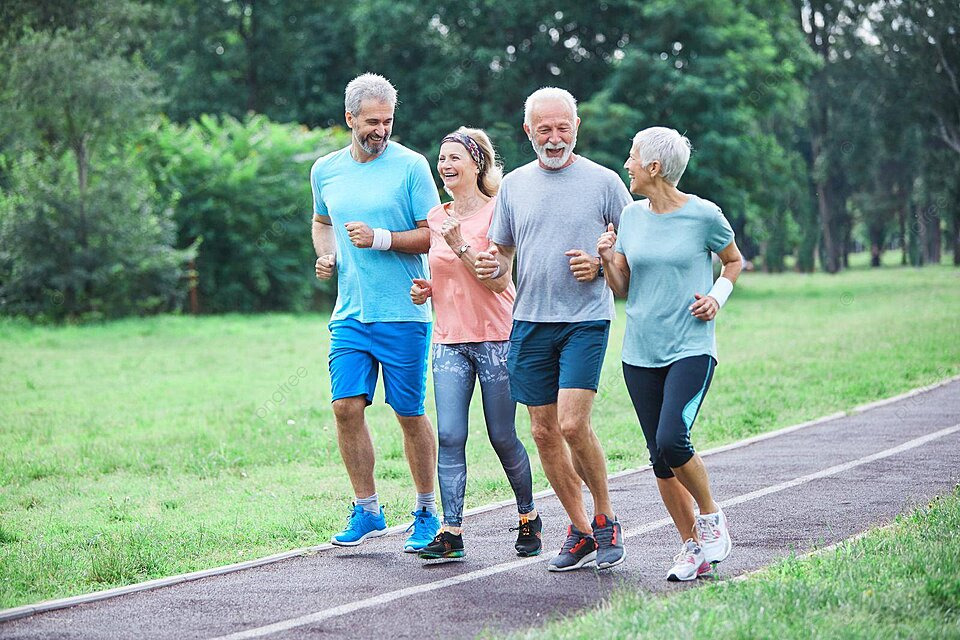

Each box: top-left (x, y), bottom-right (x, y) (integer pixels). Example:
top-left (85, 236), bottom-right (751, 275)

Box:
top-left (622, 355), bottom-right (715, 479)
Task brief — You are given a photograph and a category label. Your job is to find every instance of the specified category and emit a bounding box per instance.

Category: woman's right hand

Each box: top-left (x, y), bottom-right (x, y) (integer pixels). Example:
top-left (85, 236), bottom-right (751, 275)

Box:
top-left (410, 278), bottom-right (433, 305)
top-left (597, 223), bottom-right (617, 261)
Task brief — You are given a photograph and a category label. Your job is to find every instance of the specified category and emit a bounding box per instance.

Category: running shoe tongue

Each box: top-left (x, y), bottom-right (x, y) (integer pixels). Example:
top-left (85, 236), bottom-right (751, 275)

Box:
top-left (594, 513), bottom-right (608, 528)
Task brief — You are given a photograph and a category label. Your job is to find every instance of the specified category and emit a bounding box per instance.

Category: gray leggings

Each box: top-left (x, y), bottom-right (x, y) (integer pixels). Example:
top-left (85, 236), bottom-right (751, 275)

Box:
top-left (433, 341), bottom-right (535, 527)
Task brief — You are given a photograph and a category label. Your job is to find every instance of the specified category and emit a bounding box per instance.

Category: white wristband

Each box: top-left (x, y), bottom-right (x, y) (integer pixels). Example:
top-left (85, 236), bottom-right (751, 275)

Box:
top-left (707, 276), bottom-right (734, 307)
top-left (371, 228), bottom-right (392, 251)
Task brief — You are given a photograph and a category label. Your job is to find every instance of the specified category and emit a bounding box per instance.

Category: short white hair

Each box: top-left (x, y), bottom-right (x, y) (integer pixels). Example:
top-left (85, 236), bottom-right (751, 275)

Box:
top-left (345, 73), bottom-right (397, 116)
top-left (632, 127), bottom-right (692, 185)
top-left (524, 87), bottom-right (577, 128)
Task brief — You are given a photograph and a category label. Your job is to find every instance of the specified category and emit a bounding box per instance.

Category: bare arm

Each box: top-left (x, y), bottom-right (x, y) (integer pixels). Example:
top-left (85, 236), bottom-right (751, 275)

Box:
top-left (343, 220), bottom-right (431, 254)
top-left (439, 216), bottom-right (511, 293)
top-left (690, 240), bottom-right (744, 321)
top-left (313, 214), bottom-right (337, 280)
top-left (597, 224), bottom-right (629, 297)
top-left (715, 240), bottom-right (744, 284)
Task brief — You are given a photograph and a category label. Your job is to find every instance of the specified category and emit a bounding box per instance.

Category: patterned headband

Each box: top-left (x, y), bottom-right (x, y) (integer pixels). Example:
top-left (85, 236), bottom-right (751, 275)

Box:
top-left (440, 132), bottom-right (485, 170)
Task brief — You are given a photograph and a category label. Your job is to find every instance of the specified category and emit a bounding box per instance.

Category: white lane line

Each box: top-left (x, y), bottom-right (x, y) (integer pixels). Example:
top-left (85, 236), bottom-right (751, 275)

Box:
top-left (212, 423), bottom-right (960, 640)
top-left (2, 375), bottom-right (956, 624)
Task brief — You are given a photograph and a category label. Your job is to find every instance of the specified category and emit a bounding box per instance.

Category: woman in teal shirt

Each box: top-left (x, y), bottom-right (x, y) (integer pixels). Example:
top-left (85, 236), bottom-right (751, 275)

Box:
top-left (598, 127), bottom-right (744, 582)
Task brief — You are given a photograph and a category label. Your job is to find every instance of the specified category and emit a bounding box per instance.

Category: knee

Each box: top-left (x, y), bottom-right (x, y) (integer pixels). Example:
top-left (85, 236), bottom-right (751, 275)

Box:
top-left (656, 431), bottom-right (693, 469)
top-left (332, 398), bottom-right (364, 424)
top-left (488, 429), bottom-right (520, 457)
top-left (530, 420), bottom-right (561, 449)
top-left (438, 424), bottom-right (467, 451)
top-left (559, 416), bottom-right (590, 445)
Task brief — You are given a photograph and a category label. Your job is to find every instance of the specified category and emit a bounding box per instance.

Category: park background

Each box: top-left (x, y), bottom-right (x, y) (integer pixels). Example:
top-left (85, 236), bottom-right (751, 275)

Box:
top-left (1, 0), bottom-right (959, 635)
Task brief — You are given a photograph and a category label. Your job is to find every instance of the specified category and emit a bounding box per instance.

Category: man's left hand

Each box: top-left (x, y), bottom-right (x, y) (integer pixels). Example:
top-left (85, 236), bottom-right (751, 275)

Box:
top-left (345, 222), bottom-right (374, 248)
top-left (566, 249), bottom-right (600, 282)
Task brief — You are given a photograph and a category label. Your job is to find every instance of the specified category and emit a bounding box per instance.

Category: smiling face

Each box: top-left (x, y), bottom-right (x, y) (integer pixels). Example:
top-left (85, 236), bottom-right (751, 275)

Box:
top-left (624, 145), bottom-right (657, 196)
top-left (524, 99), bottom-right (579, 169)
top-left (345, 99), bottom-right (394, 156)
top-left (437, 141), bottom-right (479, 195)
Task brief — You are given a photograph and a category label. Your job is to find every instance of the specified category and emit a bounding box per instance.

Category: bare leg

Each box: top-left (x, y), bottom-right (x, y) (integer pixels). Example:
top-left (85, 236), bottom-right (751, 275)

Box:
top-left (557, 389), bottom-right (613, 519)
top-left (671, 454), bottom-right (719, 516)
top-left (396, 413), bottom-right (436, 494)
top-left (656, 476), bottom-right (697, 542)
top-left (528, 403), bottom-right (591, 533)
top-left (333, 396), bottom-right (376, 498)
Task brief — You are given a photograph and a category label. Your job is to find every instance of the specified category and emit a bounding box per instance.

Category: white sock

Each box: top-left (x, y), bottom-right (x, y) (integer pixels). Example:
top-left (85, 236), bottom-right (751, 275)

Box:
top-left (415, 492), bottom-right (436, 515)
top-left (356, 493), bottom-right (379, 515)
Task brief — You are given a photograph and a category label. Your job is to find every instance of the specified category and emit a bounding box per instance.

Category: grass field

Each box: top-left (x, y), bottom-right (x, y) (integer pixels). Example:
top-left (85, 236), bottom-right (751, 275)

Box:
top-left (509, 487), bottom-right (960, 640)
top-left (1, 260), bottom-right (959, 608)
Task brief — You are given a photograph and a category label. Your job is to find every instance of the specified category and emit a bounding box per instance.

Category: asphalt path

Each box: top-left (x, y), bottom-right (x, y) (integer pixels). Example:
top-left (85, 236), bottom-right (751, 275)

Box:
top-left (2, 379), bottom-right (959, 639)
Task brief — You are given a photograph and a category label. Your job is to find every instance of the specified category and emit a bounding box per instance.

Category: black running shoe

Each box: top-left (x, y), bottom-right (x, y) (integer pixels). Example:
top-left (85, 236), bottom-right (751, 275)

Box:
top-left (592, 513), bottom-right (625, 569)
top-left (547, 525), bottom-right (597, 572)
top-left (510, 514), bottom-right (543, 557)
top-left (418, 530), bottom-right (465, 564)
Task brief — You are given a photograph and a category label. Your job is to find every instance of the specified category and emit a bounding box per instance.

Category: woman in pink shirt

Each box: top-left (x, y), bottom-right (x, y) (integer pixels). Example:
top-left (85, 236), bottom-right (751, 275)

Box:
top-left (410, 127), bottom-right (539, 563)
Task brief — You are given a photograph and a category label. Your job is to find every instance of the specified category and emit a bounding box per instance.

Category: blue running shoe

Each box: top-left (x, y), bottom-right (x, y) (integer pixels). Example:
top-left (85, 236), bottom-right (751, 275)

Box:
top-left (331, 503), bottom-right (387, 546)
top-left (403, 508), bottom-right (440, 553)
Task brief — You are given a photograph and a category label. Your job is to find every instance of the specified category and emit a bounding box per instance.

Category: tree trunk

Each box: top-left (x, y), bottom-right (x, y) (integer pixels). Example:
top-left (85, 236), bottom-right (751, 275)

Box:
top-left (242, 0), bottom-right (260, 114)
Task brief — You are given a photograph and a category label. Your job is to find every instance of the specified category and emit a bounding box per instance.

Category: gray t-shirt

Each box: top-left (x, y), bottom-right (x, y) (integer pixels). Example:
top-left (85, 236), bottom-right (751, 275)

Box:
top-left (488, 157), bottom-right (632, 322)
top-left (615, 195), bottom-right (735, 367)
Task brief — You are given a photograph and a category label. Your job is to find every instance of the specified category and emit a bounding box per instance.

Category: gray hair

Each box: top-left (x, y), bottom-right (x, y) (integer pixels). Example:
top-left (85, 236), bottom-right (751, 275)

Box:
top-left (344, 73), bottom-right (397, 116)
top-left (523, 87), bottom-right (578, 128)
top-left (632, 127), bottom-right (692, 185)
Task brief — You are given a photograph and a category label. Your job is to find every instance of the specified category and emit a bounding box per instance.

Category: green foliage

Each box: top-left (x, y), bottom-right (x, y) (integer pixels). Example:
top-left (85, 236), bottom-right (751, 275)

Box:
top-left (140, 115), bottom-right (350, 312)
top-left (0, 153), bottom-right (189, 321)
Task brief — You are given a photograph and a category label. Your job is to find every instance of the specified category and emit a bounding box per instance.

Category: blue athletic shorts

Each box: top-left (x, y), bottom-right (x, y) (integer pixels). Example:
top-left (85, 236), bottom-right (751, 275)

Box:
top-left (328, 318), bottom-right (430, 417)
top-left (507, 320), bottom-right (610, 406)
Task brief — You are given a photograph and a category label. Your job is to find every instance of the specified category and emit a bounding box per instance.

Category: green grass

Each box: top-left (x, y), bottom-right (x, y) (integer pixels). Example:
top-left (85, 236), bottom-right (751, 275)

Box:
top-left (508, 487), bottom-right (960, 640)
top-left (1, 261), bottom-right (959, 608)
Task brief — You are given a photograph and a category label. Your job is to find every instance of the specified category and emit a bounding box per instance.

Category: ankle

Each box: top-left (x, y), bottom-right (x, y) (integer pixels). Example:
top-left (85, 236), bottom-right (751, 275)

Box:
top-left (444, 526), bottom-right (463, 536)
top-left (520, 509), bottom-right (538, 521)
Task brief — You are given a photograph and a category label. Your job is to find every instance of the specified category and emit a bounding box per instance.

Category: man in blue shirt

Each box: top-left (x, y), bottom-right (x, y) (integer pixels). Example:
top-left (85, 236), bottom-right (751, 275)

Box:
top-left (312, 73), bottom-right (441, 552)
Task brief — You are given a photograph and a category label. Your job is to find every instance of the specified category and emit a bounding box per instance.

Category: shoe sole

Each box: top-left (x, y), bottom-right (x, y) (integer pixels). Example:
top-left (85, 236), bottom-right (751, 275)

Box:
top-left (330, 527), bottom-right (388, 547)
top-left (667, 561), bottom-right (711, 582)
top-left (596, 548), bottom-right (626, 570)
top-left (547, 550), bottom-right (597, 572)
top-left (420, 554), bottom-right (465, 565)
top-left (516, 548), bottom-right (542, 558)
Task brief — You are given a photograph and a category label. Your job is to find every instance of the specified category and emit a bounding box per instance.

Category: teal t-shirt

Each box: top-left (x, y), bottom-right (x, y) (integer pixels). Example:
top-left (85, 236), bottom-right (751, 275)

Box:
top-left (615, 195), bottom-right (735, 367)
top-left (311, 142), bottom-right (440, 323)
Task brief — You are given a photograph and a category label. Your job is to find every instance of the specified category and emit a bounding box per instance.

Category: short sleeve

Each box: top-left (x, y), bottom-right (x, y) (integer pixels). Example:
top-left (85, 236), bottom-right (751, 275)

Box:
top-left (488, 181), bottom-right (515, 246)
top-left (310, 161), bottom-right (327, 218)
top-left (706, 206), bottom-right (735, 252)
top-left (408, 155), bottom-right (441, 222)
top-left (604, 175), bottom-right (632, 227)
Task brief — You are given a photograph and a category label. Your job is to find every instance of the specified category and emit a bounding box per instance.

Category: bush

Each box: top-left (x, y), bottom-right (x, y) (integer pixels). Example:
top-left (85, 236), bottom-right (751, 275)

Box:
top-left (0, 152), bottom-right (189, 321)
top-left (142, 114), bottom-right (350, 313)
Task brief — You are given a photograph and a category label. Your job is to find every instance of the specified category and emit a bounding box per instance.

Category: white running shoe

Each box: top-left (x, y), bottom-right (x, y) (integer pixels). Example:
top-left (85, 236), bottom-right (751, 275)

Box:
top-left (697, 507), bottom-right (732, 563)
top-left (667, 539), bottom-right (711, 582)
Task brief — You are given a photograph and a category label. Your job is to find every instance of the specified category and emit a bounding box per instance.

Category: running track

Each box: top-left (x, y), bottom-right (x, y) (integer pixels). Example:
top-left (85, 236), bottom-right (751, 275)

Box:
top-left (2, 378), bottom-right (959, 639)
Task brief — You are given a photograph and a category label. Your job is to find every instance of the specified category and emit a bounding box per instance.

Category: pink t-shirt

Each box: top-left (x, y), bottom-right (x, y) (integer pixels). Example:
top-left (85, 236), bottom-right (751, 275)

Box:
top-left (427, 199), bottom-right (515, 344)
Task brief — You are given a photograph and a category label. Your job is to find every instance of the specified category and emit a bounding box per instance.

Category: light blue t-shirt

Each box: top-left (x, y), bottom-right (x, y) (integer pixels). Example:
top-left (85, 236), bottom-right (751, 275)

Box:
top-left (615, 195), bottom-right (735, 367)
top-left (311, 142), bottom-right (440, 323)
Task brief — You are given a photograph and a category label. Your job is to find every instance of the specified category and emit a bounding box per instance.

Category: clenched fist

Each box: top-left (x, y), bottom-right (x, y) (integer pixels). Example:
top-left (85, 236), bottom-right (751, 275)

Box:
top-left (315, 254), bottom-right (335, 280)
top-left (410, 278), bottom-right (433, 305)
top-left (597, 223), bottom-right (617, 261)
top-left (344, 222), bottom-right (374, 248)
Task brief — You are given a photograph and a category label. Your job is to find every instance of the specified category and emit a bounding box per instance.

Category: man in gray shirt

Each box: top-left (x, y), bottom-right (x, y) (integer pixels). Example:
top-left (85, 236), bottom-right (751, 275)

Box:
top-left (476, 87), bottom-right (632, 572)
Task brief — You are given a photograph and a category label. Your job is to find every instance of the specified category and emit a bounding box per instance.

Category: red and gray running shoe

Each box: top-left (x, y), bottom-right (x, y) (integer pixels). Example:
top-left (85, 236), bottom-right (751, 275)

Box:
top-left (547, 525), bottom-right (597, 572)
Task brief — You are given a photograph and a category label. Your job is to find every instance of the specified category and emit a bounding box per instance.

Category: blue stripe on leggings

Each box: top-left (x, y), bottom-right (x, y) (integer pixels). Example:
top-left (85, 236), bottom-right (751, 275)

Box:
top-left (681, 358), bottom-right (714, 431)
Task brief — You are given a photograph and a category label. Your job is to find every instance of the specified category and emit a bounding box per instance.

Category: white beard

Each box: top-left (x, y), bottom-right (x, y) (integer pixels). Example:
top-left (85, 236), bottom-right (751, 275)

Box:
top-left (530, 133), bottom-right (577, 168)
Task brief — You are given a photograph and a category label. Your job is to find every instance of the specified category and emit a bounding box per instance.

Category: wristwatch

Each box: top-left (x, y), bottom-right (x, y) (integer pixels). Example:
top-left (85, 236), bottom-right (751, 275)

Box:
top-left (596, 258), bottom-right (604, 278)
top-left (456, 243), bottom-right (470, 257)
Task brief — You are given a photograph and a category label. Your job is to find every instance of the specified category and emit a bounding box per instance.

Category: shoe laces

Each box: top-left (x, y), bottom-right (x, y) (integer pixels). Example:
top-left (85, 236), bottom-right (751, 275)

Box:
top-left (509, 518), bottom-right (533, 538)
top-left (405, 509), bottom-right (434, 536)
top-left (345, 503), bottom-right (365, 526)
top-left (560, 529), bottom-right (586, 553)
top-left (594, 520), bottom-right (616, 547)
top-left (673, 540), bottom-right (700, 565)
top-left (696, 514), bottom-right (721, 543)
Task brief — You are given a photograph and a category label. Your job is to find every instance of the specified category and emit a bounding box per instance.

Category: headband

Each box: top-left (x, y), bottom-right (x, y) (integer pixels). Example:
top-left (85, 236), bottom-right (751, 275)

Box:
top-left (440, 133), bottom-right (484, 170)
